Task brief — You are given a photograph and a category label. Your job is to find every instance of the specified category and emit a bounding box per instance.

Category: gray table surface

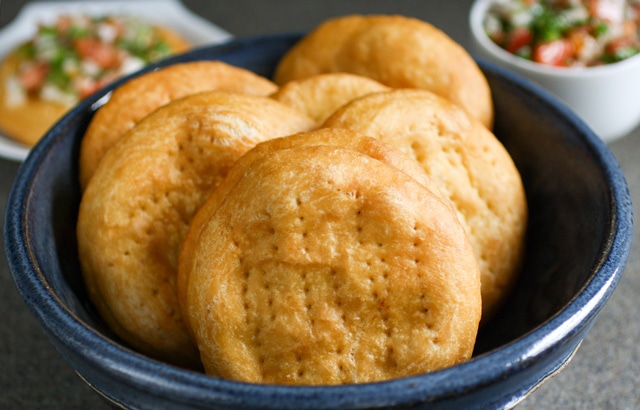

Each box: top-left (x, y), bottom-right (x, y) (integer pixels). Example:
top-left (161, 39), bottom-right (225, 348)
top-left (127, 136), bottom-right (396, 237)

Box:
top-left (0, 1), bottom-right (638, 409)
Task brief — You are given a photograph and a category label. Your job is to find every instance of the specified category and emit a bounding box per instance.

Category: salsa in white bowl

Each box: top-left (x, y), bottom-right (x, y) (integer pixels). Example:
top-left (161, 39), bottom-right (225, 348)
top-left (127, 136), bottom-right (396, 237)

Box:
top-left (470, 0), bottom-right (640, 142)
top-left (483, 0), bottom-right (640, 67)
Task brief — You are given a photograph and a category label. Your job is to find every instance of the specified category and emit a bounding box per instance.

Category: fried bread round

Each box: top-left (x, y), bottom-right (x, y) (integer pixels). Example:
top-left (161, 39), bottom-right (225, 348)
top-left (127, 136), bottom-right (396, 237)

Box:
top-left (270, 73), bottom-right (389, 124)
top-left (182, 144), bottom-right (482, 384)
top-left (323, 89), bottom-right (527, 322)
top-left (79, 61), bottom-right (278, 189)
top-left (77, 91), bottom-right (314, 368)
top-left (177, 127), bottom-right (455, 333)
top-left (273, 14), bottom-right (493, 128)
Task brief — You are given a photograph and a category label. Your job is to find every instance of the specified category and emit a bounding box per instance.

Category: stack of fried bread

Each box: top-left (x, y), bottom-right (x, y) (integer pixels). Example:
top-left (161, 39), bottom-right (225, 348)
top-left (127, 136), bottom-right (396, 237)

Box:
top-left (77, 15), bottom-right (527, 384)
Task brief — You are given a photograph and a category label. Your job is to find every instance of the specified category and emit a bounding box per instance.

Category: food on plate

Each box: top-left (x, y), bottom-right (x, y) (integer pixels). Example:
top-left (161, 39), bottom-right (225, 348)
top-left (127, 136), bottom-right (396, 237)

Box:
top-left (270, 73), bottom-right (389, 125)
top-left (79, 61), bottom-right (278, 189)
top-left (0, 14), bottom-right (191, 146)
top-left (76, 91), bottom-right (314, 368)
top-left (483, 0), bottom-right (640, 67)
top-left (273, 14), bottom-right (494, 128)
top-left (180, 130), bottom-right (481, 384)
top-left (323, 89), bottom-right (528, 322)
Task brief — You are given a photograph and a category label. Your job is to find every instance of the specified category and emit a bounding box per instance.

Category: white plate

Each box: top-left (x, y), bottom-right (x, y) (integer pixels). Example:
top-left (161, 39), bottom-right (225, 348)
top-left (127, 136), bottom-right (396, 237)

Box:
top-left (0, 0), bottom-right (233, 161)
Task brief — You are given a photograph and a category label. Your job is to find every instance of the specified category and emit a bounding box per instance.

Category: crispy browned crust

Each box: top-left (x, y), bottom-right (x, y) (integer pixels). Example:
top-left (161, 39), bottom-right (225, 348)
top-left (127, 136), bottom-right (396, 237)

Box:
top-left (181, 132), bottom-right (481, 383)
top-left (270, 73), bottom-right (390, 124)
top-left (274, 14), bottom-right (494, 129)
top-left (323, 89), bottom-right (527, 322)
top-left (177, 127), bottom-right (456, 336)
top-left (79, 60), bottom-right (278, 189)
top-left (77, 91), bottom-right (314, 368)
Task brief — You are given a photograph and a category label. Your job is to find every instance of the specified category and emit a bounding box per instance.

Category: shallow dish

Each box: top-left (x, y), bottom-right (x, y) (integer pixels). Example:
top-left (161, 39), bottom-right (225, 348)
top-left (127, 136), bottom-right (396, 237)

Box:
top-left (469, 0), bottom-right (640, 143)
top-left (0, 0), bottom-right (232, 161)
top-left (4, 33), bottom-right (633, 409)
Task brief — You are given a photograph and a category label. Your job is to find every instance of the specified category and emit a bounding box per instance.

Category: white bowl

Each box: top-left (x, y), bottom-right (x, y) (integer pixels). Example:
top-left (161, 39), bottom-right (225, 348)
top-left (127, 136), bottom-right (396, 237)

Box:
top-left (469, 0), bottom-right (640, 142)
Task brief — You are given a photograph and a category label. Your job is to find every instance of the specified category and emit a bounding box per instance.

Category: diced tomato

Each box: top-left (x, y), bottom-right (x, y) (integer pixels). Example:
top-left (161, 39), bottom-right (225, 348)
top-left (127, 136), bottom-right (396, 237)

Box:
top-left (74, 38), bottom-right (120, 68)
top-left (18, 62), bottom-right (49, 91)
top-left (505, 27), bottom-right (533, 54)
top-left (533, 39), bottom-right (574, 66)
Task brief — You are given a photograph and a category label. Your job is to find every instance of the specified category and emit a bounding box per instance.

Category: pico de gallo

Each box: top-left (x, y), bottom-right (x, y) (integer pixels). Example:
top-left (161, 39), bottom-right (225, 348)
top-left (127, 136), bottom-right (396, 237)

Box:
top-left (8, 14), bottom-right (179, 107)
top-left (483, 0), bottom-right (640, 67)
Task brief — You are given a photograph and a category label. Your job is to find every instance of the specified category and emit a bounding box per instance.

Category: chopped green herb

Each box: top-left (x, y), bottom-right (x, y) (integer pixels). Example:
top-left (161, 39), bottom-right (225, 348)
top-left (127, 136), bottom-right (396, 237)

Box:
top-left (594, 22), bottom-right (609, 38)
top-left (532, 5), bottom-right (567, 42)
top-left (68, 25), bottom-right (89, 40)
top-left (16, 42), bottom-right (36, 59)
top-left (46, 61), bottom-right (71, 90)
top-left (602, 46), bottom-right (640, 63)
top-left (39, 26), bottom-right (58, 37)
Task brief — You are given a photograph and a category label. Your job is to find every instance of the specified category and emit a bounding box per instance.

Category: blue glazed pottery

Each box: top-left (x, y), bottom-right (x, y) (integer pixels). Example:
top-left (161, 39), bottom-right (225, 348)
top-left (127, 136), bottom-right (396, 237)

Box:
top-left (4, 33), bottom-right (633, 409)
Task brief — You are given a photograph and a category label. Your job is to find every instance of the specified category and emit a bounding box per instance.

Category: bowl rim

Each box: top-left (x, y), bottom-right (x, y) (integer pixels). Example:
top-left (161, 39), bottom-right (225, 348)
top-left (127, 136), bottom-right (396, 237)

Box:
top-left (4, 32), bottom-right (634, 408)
top-left (469, 0), bottom-right (640, 78)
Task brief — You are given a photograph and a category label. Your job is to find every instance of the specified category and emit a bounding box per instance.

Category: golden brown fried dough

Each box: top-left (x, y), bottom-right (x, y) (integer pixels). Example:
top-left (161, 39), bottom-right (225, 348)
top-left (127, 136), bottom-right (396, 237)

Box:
top-left (155, 26), bottom-right (192, 53)
top-left (77, 91), bottom-right (314, 368)
top-left (177, 127), bottom-right (455, 334)
top-left (79, 61), bottom-right (278, 189)
top-left (323, 89), bottom-right (527, 322)
top-left (274, 14), bottom-right (493, 128)
top-left (182, 144), bottom-right (481, 384)
top-left (270, 73), bottom-right (389, 124)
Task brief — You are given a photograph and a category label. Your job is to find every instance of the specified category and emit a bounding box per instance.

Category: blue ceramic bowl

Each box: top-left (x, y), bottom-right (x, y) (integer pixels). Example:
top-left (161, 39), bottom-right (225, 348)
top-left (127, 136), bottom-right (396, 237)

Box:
top-left (4, 33), bottom-right (634, 409)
